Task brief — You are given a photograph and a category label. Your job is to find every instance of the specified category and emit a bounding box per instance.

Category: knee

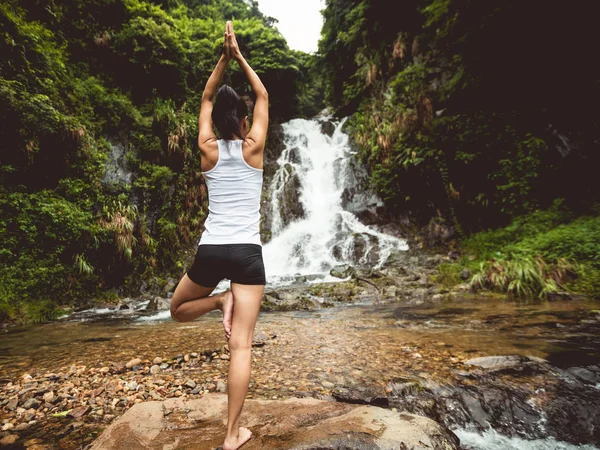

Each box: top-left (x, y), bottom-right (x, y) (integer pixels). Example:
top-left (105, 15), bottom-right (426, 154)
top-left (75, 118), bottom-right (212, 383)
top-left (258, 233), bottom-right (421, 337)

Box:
top-left (228, 335), bottom-right (252, 352)
top-left (170, 305), bottom-right (183, 322)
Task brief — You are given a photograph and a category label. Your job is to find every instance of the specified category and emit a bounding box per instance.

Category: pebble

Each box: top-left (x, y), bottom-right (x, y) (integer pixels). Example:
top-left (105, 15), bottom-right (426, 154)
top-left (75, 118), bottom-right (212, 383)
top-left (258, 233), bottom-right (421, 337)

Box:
top-left (125, 358), bottom-right (142, 369)
top-left (7, 396), bottom-right (18, 411)
top-left (150, 365), bottom-right (161, 374)
top-left (152, 357), bottom-right (163, 365)
top-left (22, 398), bottom-right (40, 410)
top-left (0, 434), bottom-right (18, 445)
top-left (184, 380), bottom-right (196, 389)
top-left (220, 354), bottom-right (230, 360)
top-left (216, 381), bottom-right (226, 392)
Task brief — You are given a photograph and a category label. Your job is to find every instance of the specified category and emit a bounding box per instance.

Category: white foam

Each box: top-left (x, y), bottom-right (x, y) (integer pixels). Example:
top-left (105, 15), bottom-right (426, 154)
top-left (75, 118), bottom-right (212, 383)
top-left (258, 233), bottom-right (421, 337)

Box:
top-left (455, 428), bottom-right (600, 450)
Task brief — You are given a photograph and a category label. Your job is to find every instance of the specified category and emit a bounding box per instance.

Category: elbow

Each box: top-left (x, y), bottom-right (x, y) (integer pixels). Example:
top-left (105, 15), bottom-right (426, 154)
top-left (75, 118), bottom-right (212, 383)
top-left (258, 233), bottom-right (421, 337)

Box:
top-left (257, 88), bottom-right (268, 100)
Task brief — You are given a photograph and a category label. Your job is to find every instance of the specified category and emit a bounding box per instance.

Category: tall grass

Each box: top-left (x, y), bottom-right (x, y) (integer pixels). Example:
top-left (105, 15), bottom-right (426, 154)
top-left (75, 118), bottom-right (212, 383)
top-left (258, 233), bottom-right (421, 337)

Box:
top-left (442, 200), bottom-right (600, 299)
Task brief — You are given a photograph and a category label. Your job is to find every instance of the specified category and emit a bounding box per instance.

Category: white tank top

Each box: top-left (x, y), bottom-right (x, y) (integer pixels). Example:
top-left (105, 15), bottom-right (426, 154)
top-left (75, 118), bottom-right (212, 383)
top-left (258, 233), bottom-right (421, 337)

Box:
top-left (199, 139), bottom-right (263, 246)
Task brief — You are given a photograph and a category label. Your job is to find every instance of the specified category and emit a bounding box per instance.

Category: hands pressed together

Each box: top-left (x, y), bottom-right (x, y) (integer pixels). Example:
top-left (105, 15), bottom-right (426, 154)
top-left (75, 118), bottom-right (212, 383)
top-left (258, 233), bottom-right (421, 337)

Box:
top-left (223, 20), bottom-right (242, 62)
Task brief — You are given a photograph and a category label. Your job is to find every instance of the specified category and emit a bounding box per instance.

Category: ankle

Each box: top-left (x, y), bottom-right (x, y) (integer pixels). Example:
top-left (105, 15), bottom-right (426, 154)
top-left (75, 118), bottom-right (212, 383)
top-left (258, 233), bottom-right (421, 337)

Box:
top-left (225, 426), bottom-right (239, 439)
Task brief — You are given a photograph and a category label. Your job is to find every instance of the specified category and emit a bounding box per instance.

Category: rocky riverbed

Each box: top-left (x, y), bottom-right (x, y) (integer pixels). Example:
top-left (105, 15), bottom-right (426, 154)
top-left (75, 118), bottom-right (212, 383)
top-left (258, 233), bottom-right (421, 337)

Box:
top-left (1, 250), bottom-right (599, 449)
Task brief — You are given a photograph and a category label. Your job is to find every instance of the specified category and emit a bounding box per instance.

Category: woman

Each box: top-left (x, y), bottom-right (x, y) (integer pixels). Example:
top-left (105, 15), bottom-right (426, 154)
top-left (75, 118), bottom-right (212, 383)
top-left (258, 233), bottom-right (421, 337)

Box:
top-left (169, 21), bottom-right (267, 450)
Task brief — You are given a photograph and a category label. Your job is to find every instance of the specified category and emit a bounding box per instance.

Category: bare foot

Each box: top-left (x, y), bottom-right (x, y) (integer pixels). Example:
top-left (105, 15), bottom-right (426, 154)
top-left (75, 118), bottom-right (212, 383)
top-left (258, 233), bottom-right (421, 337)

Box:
top-left (223, 427), bottom-right (252, 450)
top-left (219, 290), bottom-right (234, 340)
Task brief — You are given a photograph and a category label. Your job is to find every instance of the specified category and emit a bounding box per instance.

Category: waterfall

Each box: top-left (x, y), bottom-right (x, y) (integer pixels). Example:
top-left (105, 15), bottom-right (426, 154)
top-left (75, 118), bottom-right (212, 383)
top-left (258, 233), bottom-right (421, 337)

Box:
top-left (262, 117), bottom-right (408, 285)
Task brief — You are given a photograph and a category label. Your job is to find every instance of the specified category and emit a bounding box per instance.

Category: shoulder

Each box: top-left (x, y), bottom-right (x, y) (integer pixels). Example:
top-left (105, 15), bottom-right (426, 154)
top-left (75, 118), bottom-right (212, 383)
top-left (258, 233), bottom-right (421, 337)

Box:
top-left (241, 137), bottom-right (264, 155)
top-left (200, 138), bottom-right (219, 155)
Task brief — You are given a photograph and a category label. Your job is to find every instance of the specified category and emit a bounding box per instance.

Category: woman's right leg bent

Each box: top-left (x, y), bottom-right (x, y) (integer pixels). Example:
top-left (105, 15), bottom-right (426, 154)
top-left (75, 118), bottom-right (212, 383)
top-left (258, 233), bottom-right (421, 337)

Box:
top-left (223, 282), bottom-right (263, 450)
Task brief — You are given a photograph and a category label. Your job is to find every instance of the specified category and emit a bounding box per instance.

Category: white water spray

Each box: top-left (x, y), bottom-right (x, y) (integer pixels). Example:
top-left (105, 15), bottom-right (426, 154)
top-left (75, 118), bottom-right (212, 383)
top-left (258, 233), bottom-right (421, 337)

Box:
top-left (262, 117), bottom-right (408, 285)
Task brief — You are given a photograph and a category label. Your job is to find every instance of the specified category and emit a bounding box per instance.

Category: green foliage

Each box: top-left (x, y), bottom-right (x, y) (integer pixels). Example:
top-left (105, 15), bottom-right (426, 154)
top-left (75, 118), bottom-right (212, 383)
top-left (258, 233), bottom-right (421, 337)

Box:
top-left (21, 299), bottom-right (63, 325)
top-left (430, 262), bottom-right (462, 288)
top-left (320, 0), bottom-right (600, 234)
top-left (441, 201), bottom-right (600, 299)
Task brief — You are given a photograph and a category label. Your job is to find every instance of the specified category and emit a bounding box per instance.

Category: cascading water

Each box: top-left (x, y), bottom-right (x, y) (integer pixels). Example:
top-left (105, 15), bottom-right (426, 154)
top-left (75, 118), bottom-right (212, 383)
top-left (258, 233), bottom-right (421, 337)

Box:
top-left (262, 117), bottom-right (408, 285)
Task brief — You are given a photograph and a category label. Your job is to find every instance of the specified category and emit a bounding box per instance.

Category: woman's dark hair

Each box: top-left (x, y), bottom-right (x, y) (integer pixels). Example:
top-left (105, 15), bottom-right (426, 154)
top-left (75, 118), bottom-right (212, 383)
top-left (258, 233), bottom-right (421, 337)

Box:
top-left (211, 85), bottom-right (248, 140)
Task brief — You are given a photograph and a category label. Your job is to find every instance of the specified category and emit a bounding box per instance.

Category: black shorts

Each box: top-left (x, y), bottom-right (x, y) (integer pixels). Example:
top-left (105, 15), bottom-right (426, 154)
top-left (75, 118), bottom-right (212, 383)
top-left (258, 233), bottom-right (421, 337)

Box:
top-left (186, 244), bottom-right (266, 287)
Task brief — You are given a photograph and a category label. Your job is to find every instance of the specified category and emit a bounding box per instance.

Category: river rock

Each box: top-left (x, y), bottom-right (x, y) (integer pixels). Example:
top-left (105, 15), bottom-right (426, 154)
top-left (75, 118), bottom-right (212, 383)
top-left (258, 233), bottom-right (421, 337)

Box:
top-left (145, 296), bottom-right (170, 311)
top-left (7, 396), bottom-right (18, 411)
top-left (0, 434), bottom-right (18, 445)
top-left (150, 365), bottom-right (160, 374)
top-left (566, 366), bottom-right (598, 384)
top-left (162, 278), bottom-right (177, 294)
top-left (21, 398), bottom-right (40, 409)
top-left (68, 405), bottom-right (90, 419)
top-left (464, 355), bottom-right (547, 375)
top-left (125, 358), bottom-right (143, 369)
top-left (87, 394), bottom-right (459, 449)
top-left (320, 120), bottom-right (336, 137)
top-left (330, 264), bottom-right (356, 279)
top-left (332, 385), bottom-right (389, 407)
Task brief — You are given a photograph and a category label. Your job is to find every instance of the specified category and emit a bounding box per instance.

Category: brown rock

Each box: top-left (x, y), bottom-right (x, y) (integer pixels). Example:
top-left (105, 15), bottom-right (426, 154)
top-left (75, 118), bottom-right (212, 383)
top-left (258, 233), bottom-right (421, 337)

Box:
top-left (67, 405), bottom-right (90, 419)
top-left (7, 396), bottom-right (18, 411)
top-left (42, 391), bottom-right (55, 403)
top-left (0, 434), bottom-right (18, 445)
top-left (125, 358), bottom-right (143, 369)
top-left (88, 394), bottom-right (459, 449)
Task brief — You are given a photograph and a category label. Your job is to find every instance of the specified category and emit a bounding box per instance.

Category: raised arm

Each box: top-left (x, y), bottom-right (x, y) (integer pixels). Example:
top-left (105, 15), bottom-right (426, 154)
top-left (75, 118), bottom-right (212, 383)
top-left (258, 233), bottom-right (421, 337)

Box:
top-left (197, 29), bottom-right (231, 150)
top-left (226, 21), bottom-right (269, 150)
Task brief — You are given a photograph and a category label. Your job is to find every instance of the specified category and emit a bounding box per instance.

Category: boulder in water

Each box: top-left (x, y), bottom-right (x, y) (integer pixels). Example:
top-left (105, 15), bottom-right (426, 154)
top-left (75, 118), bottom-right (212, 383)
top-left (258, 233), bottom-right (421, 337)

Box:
top-left (145, 296), bottom-right (170, 311)
top-left (88, 393), bottom-right (459, 450)
top-left (320, 120), bottom-right (336, 137)
top-left (330, 264), bottom-right (356, 279)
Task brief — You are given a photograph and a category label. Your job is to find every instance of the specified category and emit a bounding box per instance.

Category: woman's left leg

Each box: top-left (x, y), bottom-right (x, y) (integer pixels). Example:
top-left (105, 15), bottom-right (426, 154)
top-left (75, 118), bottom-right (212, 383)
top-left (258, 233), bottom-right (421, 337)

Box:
top-left (170, 274), bottom-right (234, 339)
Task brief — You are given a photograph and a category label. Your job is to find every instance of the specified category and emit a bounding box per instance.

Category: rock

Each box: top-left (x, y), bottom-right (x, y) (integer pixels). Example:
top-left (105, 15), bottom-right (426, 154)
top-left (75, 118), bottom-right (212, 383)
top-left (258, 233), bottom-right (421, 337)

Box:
top-left (68, 405), bottom-right (91, 419)
top-left (0, 434), bottom-right (18, 445)
top-left (159, 363), bottom-right (169, 370)
top-left (88, 394), bottom-right (459, 450)
top-left (464, 355), bottom-right (548, 375)
top-left (21, 398), bottom-right (40, 409)
top-left (330, 264), bottom-right (356, 279)
top-left (216, 381), bottom-right (226, 393)
top-left (125, 358), bottom-right (143, 369)
top-left (1, 423), bottom-right (14, 431)
top-left (320, 120), bottom-right (336, 137)
top-left (459, 268), bottom-right (471, 280)
top-left (566, 367), bottom-right (598, 384)
top-left (145, 296), bottom-right (170, 311)
top-left (332, 385), bottom-right (389, 407)
top-left (163, 278), bottom-right (177, 294)
top-left (118, 303), bottom-right (130, 310)
top-left (184, 380), bottom-right (196, 389)
top-left (42, 391), bottom-right (54, 403)
top-left (252, 331), bottom-right (273, 347)
top-left (150, 365), bottom-right (160, 375)
top-left (7, 396), bottom-right (18, 411)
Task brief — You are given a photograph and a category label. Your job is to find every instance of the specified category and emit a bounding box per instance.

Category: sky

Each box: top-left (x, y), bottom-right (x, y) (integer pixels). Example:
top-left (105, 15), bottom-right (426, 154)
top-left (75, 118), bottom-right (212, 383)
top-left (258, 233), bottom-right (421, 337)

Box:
top-left (255, 0), bottom-right (325, 53)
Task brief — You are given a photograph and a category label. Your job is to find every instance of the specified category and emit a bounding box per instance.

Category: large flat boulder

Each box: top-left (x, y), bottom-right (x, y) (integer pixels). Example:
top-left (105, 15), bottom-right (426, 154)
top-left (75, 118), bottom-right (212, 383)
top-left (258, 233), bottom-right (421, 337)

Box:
top-left (90, 393), bottom-right (459, 450)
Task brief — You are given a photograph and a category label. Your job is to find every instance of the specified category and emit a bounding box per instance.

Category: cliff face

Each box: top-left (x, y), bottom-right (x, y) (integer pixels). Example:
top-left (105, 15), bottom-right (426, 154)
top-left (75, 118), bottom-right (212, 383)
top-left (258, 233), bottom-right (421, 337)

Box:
top-left (318, 0), bottom-right (600, 234)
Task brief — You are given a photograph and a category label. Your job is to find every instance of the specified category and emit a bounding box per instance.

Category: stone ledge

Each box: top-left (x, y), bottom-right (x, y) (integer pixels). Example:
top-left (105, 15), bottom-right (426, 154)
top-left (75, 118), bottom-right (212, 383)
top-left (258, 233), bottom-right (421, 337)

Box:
top-left (89, 393), bottom-right (459, 450)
